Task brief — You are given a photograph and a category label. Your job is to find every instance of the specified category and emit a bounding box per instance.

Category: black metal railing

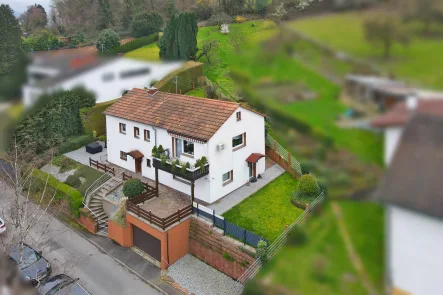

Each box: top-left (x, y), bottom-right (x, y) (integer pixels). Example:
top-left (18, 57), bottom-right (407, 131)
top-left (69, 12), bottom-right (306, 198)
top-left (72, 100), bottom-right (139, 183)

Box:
top-left (152, 158), bottom-right (209, 181)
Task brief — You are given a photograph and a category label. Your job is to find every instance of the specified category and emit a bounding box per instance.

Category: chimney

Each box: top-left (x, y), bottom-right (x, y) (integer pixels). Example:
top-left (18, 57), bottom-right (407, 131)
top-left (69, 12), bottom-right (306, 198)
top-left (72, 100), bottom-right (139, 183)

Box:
top-left (147, 87), bottom-right (158, 96)
top-left (406, 93), bottom-right (418, 111)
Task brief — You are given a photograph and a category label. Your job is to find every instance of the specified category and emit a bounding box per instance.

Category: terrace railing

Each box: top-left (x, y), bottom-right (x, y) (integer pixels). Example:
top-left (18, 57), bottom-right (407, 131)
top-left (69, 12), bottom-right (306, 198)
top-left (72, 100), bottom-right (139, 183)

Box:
top-left (152, 158), bottom-right (209, 181)
top-left (89, 157), bottom-right (115, 176)
top-left (265, 133), bottom-right (302, 175)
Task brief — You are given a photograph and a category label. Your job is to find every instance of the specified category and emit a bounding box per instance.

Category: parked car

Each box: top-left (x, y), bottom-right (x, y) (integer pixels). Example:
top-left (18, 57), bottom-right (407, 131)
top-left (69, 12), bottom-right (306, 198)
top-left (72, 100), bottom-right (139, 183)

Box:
top-left (38, 274), bottom-right (90, 295)
top-left (8, 244), bottom-right (52, 287)
top-left (0, 217), bottom-right (6, 234)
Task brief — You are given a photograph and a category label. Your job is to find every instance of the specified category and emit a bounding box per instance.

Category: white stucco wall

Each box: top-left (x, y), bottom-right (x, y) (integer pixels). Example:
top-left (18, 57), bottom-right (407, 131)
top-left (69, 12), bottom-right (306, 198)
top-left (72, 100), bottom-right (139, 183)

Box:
top-left (23, 58), bottom-right (182, 107)
top-left (388, 205), bottom-right (443, 295)
top-left (106, 106), bottom-right (265, 204)
top-left (384, 127), bottom-right (403, 166)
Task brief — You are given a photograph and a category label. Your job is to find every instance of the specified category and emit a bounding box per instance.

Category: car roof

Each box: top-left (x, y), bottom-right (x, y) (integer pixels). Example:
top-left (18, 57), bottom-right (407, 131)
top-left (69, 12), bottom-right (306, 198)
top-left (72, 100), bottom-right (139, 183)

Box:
top-left (38, 274), bottom-right (73, 295)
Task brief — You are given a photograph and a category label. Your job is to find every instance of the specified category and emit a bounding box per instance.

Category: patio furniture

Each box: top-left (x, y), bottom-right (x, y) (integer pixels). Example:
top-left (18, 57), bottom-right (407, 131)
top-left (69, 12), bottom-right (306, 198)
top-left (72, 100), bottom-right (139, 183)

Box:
top-left (86, 142), bottom-right (103, 154)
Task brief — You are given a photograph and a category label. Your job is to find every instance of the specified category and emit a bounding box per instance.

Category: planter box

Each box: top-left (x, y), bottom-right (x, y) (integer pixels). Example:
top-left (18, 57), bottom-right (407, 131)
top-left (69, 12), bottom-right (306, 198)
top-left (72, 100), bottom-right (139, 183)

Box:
top-left (77, 208), bottom-right (98, 234)
top-left (108, 219), bottom-right (132, 247)
top-left (152, 158), bottom-right (209, 181)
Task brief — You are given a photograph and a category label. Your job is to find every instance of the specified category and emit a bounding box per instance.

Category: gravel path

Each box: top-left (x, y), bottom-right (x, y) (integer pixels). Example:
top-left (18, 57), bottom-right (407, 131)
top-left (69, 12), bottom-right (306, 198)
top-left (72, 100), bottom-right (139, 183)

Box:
top-left (168, 254), bottom-right (243, 295)
top-left (41, 164), bottom-right (75, 182)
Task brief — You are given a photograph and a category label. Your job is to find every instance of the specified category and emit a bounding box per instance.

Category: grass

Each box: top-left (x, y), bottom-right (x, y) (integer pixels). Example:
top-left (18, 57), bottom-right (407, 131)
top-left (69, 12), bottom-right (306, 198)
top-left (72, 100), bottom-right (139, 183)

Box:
top-left (186, 87), bottom-right (206, 98)
top-left (223, 173), bottom-right (303, 242)
top-left (290, 11), bottom-right (443, 89)
top-left (74, 165), bottom-right (105, 196)
top-left (52, 155), bottom-right (80, 173)
top-left (125, 42), bottom-right (160, 61)
top-left (254, 201), bottom-right (384, 295)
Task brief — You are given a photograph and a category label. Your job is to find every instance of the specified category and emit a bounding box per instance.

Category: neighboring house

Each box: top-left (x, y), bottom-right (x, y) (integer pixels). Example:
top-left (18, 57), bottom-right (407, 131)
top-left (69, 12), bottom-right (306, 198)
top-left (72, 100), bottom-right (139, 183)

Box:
top-left (371, 97), bottom-right (443, 166)
top-left (22, 53), bottom-right (183, 107)
top-left (104, 88), bottom-right (266, 204)
top-left (375, 113), bottom-right (443, 295)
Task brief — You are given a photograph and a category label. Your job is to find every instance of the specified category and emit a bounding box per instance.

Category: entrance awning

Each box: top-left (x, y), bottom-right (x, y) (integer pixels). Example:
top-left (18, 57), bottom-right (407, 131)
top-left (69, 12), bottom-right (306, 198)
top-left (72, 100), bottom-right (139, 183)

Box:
top-left (246, 153), bottom-right (265, 163)
top-left (128, 150), bottom-right (144, 159)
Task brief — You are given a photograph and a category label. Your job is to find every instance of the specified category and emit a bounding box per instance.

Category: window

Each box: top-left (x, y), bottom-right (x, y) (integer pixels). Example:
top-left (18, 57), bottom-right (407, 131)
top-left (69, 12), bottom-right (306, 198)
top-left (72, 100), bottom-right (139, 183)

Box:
top-left (120, 68), bottom-right (151, 79)
top-left (134, 127), bottom-right (140, 138)
top-left (120, 151), bottom-right (127, 161)
top-left (102, 72), bottom-right (114, 82)
top-left (183, 140), bottom-right (194, 156)
top-left (222, 170), bottom-right (233, 185)
top-left (236, 111), bottom-right (241, 121)
top-left (144, 129), bottom-right (150, 141)
top-left (146, 159), bottom-right (151, 167)
top-left (232, 133), bottom-right (246, 149)
top-left (119, 123), bottom-right (126, 134)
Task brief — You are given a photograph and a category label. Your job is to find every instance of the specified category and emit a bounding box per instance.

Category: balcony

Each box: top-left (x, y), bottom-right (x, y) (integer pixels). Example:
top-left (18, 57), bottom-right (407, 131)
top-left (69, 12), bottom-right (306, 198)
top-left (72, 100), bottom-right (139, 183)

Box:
top-left (152, 158), bottom-right (209, 181)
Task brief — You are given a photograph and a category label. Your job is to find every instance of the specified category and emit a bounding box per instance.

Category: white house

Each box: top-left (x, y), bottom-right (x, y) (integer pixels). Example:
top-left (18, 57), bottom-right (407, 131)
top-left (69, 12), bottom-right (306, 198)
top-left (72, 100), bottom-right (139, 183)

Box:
top-left (371, 97), bottom-right (443, 166)
top-left (375, 113), bottom-right (443, 295)
top-left (104, 88), bottom-right (266, 204)
top-left (22, 53), bottom-right (182, 107)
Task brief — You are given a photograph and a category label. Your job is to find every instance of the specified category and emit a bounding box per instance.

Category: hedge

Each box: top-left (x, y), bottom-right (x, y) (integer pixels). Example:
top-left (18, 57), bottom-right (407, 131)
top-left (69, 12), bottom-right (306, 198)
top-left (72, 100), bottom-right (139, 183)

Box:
top-left (101, 33), bottom-right (159, 56)
top-left (32, 169), bottom-right (83, 217)
top-left (80, 99), bottom-right (117, 136)
top-left (155, 61), bottom-right (204, 94)
top-left (58, 134), bottom-right (95, 155)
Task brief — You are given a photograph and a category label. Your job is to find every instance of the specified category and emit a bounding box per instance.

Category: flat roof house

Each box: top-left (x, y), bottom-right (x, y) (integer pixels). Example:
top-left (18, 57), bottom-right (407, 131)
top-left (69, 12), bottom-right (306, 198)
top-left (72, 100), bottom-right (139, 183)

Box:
top-left (104, 88), bottom-right (266, 205)
top-left (375, 113), bottom-right (443, 295)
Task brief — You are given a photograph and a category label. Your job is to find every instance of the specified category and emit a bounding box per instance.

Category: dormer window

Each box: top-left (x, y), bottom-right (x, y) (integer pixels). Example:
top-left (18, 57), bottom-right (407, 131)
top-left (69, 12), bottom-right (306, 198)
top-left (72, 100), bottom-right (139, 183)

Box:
top-left (236, 111), bottom-right (241, 121)
top-left (119, 123), bottom-right (126, 134)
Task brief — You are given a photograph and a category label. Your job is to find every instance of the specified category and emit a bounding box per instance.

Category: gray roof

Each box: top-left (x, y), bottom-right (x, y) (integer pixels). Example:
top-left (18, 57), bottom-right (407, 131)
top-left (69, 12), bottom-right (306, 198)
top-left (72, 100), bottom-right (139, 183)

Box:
top-left (375, 113), bottom-right (443, 218)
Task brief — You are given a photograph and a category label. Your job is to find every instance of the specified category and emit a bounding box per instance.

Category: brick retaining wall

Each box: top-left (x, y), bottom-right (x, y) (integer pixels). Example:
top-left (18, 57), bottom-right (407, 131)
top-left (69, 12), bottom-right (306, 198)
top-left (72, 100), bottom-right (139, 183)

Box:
top-left (189, 216), bottom-right (256, 280)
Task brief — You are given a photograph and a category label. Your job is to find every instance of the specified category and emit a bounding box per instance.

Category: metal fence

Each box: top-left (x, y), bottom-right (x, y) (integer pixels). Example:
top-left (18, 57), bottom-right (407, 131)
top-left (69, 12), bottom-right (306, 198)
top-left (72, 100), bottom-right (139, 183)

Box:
top-left (265, 133), bottom-right (302, 175)
top-left (193, 203), bottom-right (268, 248)
top-left (234, 191), bottom-right (326, 289)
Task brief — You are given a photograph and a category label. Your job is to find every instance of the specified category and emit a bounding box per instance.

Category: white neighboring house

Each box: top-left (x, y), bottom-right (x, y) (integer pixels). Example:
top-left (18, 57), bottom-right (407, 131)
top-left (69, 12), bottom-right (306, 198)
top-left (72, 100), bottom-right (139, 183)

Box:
top-left (371, 96), bottom-right (443, 166)
top-left (375, 113), bottom-right (443, 295)
top-left (22, 53), bottom-right (183, 107)
top-left (104, 88), bottom-right (266, 204)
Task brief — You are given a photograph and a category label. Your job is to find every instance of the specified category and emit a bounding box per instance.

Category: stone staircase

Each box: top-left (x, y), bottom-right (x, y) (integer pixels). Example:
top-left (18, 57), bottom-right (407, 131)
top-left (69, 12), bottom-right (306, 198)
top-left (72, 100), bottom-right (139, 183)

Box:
top-left (86, 175), bottom-right (123, 234)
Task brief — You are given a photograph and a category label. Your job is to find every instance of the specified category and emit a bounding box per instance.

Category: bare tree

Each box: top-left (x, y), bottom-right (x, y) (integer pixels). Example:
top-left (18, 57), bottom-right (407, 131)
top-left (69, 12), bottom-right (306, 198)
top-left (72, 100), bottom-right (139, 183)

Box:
top-left (196, 40), bottom-right (220, 64)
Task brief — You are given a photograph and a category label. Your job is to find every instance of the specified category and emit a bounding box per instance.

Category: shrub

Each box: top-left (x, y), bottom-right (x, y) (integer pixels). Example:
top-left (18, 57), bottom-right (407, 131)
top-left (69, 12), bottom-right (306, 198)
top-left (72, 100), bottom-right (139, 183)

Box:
top-left (32, 169), bottom-right (83, 217)
top-left (298, 174), bottom-right (320, 197)
top-left (287, 226), bottom-right (307, 246)
top-left (207, 12), bottom-right (233, 26)
top-left (234, 15), bottom-right (247, 23)
top-left (52, 155), bottom-right (78, 173)
top-left (64, 175), bottom-right (81, 188)
top-left (22, 30), bottom-right (62, 51)
top-left (111, 206), bottom-right (126, 227)
top-left (131, 12), bottom-right (163, 38)
top-left (58, 135), bottom-right (95, 155)
top-left (96, 29), bottom-right (120, 51)
top-left (101, 33), bottom-right (158, 56)
top-left (301, 163), bottom-right (310, 175)
top-left (223, 252), bottom-right (235, 262)
top-left (123, 178), bottom-right (145, 198)
top-left (151, 146), bottom-right (158, 157)
top-left (255, 0), bottom-right (268, 15)
top-left (256, 239), bottom-right (268, 264)
top-left (70, 32), bottom-right (86, 47)
top-left (80, 99), bottom-right (117, 136)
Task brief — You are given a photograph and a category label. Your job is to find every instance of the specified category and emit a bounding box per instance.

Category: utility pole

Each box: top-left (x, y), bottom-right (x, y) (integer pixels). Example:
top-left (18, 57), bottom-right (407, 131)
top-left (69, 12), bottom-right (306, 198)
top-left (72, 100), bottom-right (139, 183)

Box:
top-left (174, 76), bottom-right (178, 94)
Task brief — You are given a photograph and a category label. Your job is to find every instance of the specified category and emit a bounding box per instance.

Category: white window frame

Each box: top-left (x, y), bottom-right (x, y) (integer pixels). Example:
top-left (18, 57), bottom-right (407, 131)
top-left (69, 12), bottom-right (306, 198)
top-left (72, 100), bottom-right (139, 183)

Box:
top-left (232, 133), bottom-right (245, 148)
top-left (144, 129), bottom-right (150, 141)
top-left (119, 123), bottom-right (126, 134)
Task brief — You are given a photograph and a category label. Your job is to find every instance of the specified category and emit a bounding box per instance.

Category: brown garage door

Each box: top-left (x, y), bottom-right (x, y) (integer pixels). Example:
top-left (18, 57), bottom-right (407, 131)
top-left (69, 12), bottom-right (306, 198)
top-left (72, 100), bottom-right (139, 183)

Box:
top-left (133, 226), bottom-right (161, 262)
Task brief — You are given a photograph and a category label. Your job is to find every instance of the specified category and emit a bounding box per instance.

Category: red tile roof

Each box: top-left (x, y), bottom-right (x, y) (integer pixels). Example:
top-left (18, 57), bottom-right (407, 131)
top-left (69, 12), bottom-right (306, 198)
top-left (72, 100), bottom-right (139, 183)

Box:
top-left (246, 153), bottom-right (265, 163)
top-left (105, 89), bottom-right (250, 142)
top-left (371, 100), bottom-right (443, 128)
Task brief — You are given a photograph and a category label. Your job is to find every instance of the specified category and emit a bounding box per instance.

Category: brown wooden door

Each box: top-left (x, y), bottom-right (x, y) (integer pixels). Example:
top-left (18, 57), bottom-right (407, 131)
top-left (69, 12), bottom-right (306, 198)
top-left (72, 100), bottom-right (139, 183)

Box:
top-left (133, 226), bottom-right (161, 262)
top-left (135, 159), bottom-right (142, 173)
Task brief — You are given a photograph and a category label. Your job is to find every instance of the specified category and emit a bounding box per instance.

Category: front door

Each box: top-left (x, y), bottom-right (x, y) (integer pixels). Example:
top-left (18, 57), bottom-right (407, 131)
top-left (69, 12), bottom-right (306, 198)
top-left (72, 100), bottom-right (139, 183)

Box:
top-left (135, 158), bottom-right (142, 173)
top-left (249, 163), bottom-right (253, 178)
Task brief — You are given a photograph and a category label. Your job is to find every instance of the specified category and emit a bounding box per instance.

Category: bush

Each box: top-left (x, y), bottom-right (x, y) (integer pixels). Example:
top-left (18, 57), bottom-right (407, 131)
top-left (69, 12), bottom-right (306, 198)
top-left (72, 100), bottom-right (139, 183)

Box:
top-left (32, 169), bottom-right (83, 217)
top-left (131, 12), bottom-right (163, 38)
top-left (123, 178), bottom-right (145, 198)
top-left (58, 135), bottom-right (95, 155)
top-left (234, 15), bottom-right (247, 23)
top-left (80, 99), bottom-right (117, 136)
top-left (96, 29), bottom-right (120, 51)
top-left (255, 0), bottom-right (268, 15)
top-left (256, 239), bottom-right (268, 264)
top-left (101, 33), bottom-right (158, 56)
top-left (22, 30), bottom-right (62, 51)
top-left (207, 12), bottom-right (233, 26)
top-left (65, 175), bottom-right (81, 188)
top-left (287, 226), bottom-right (307, 246)
top-left (52, 155), bottom-right (78, 173)
top-left (70, 32), bottom-right (86, 47)
top-left (298, 174), bottom-right (320, 197)
top-left (111, 206), bottom-right (126, 227)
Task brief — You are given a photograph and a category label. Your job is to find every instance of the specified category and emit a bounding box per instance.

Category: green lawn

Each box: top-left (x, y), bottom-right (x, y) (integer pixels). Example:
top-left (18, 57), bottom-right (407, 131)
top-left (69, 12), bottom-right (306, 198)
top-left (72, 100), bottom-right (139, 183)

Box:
top-left (254, 201), bottom-right (384, 295)
top-left (185, 87), bottom-right (206, 98)
top-left (125, 42), bottom-right (160, 61)
top-left (290, 12), bottom-right (443, 89)
top-left (74, 165), bottom-right (106, 195)
top-left (222, 173), bottom-right (303, 242)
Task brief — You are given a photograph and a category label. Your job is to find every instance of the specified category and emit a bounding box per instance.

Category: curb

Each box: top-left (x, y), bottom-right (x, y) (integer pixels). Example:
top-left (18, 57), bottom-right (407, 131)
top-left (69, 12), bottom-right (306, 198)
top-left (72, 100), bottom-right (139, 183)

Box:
top-left (55, 216), bottom-right (171, 295)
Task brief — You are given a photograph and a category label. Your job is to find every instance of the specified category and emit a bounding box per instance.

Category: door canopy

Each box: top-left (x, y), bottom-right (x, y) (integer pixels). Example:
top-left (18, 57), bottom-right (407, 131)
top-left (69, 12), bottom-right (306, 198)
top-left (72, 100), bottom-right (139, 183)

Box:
top-left (246, 153), bottom-right (265, 163)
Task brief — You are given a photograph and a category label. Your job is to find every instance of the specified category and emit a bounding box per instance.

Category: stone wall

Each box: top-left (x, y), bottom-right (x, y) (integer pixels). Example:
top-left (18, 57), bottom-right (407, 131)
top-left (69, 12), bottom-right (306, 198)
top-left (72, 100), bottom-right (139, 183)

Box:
top-left (189, 216), bottom-right (256, 280)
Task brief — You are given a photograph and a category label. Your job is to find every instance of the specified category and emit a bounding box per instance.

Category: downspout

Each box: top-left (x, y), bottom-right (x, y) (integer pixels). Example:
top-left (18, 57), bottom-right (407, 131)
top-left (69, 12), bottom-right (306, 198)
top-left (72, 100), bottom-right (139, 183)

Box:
top-left (152, 126), bottom-right (157, 147)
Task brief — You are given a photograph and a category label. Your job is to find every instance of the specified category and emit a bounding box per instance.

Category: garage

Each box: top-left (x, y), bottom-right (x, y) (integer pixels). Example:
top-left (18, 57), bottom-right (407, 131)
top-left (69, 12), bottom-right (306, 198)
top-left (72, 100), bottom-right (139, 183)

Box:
top-left (133, 225), bottom-right (161, 262)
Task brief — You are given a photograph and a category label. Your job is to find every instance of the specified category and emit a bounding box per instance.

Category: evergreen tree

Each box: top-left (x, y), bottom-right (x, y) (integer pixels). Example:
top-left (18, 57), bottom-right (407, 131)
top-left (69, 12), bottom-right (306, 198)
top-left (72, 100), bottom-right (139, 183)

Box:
top-left (159, 12), bottom-right (198, 60)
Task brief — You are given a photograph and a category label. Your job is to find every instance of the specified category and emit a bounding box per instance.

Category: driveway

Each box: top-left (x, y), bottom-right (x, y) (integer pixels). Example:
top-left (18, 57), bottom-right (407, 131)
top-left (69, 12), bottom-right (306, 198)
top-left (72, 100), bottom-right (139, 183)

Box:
top-left (0, 181), bottom-right (164, 295)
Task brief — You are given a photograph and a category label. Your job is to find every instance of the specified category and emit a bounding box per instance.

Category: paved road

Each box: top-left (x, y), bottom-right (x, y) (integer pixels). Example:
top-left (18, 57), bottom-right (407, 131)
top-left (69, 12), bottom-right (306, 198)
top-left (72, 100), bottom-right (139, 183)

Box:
top-left (0, 181), bottom-right (163, 295)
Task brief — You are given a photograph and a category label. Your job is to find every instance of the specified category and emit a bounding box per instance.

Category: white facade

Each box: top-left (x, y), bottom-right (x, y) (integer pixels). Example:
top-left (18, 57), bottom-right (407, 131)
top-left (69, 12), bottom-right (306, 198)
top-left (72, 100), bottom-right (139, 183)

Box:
top-left (387, 205), bottom-right (443, 295)
top-left (384, 127), bottom-right (403, 166)
top-left (106, 107), bottom-right (265, 204)
top-left (23, 58), bottom-right (182, 107)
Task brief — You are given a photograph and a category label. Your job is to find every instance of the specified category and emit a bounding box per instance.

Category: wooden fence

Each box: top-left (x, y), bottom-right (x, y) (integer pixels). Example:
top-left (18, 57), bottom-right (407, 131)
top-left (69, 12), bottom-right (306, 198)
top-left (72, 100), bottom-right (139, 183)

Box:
top-left (265, 134), bottom-right (302, 175)
top-left (121, 172), bottom-right (157, 193)
top-left (89, 158), bottom-right (115, 176)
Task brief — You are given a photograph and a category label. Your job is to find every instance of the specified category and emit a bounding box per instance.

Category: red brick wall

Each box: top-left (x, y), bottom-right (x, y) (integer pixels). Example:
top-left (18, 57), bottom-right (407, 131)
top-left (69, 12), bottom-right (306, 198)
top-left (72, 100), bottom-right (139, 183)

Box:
top-left (189, 216), bottom-right (256, 280)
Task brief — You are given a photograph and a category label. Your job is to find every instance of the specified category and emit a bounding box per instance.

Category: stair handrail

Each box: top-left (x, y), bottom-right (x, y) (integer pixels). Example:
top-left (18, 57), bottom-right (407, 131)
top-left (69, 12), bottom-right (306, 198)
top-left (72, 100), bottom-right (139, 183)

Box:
top-left (83, 203), bottom-right (109, 230)
top-left (84, 173), bottom-right (112, 206)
